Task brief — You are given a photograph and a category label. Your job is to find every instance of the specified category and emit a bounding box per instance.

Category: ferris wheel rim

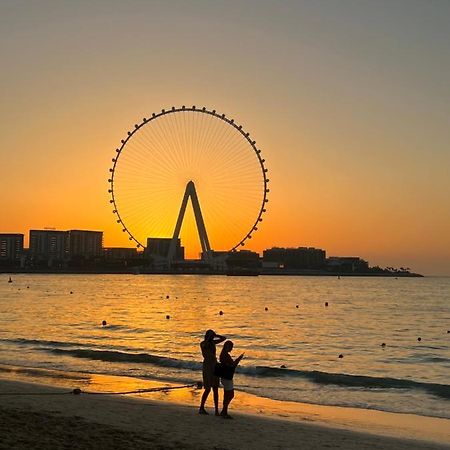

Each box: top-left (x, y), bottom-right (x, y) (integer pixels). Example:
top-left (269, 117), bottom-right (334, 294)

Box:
top-left (108, 106), bottom-right (269, 252)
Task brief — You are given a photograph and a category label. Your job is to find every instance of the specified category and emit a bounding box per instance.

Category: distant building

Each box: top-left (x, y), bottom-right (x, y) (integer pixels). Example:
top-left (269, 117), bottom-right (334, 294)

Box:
top-left (68, 230), bottom-right (103, 258)
top-left (29, 230), bottom-right (69, 264)
top-left (326, 256), bottom-right (369, 273)
top-left (263, 247), bottom-right (326, 269)
top-left (227, 250), bottom-right (261, 268)
top-left (0, 234), bottom-right (24, 262)
top-left (103, 247), bottom-right (138, 260)
top-left (146, 237), bottom-right (184, 260)
top-left (207, 250), bottom-right (230, 271)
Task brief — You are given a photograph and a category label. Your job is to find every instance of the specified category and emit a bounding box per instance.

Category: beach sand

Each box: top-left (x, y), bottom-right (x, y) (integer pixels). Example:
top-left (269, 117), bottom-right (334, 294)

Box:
top-left (0, 378), bottom-right (449, 450)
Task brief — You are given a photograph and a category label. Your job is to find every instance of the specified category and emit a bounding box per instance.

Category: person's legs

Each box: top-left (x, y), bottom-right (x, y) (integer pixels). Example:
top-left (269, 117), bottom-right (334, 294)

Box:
top-left (220, 389), bottom-right (234, 417)
top-left (213, 387), bottom-right (220, 415)
top-left (199, 387), bottom-right (211, 413)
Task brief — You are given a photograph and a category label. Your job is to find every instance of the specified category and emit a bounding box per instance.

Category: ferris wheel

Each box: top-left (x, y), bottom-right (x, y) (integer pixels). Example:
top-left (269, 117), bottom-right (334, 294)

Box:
top-left (108, 106), bottom-right (269, 259)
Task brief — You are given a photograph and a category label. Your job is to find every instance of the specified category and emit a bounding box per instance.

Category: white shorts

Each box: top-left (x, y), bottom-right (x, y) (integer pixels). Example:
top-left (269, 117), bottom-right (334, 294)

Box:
top-left (221, 378), bottom-right (234, 391)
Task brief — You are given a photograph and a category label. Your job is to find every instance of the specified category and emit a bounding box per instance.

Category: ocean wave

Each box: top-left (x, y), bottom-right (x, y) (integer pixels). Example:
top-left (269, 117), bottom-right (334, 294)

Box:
top-left (46, 348), bottom-right (202, 371)
top-left (36, 346), bottom-right (450, 400)
top-left (242, 366), bottom-right (450, 400)
top-left (0, 337), bottom-right (84, 349)
top-left (0, 337), bottom-right (145, 353)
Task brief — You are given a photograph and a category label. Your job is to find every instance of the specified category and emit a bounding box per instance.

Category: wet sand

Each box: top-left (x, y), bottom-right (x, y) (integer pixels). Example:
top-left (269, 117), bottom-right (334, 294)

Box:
top-left (0, 378), bottom-right (449, 450)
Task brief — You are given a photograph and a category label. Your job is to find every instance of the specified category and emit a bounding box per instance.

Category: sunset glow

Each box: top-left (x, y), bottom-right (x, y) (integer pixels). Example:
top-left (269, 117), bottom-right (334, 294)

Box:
top-left (1, 1), bottom-right (449, 274)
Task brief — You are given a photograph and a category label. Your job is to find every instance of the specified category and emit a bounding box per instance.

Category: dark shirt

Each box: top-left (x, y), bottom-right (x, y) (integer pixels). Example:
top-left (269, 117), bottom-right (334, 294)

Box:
top-left (220, 351), bottom-right (234, 367)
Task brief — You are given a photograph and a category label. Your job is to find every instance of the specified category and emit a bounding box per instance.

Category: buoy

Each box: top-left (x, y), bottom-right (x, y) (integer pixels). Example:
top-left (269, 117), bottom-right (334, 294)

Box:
top-left (381, 343), bottom-right (386, 347)
top-left (417, 337), bottom-right (422, 342)
top-left (166, 295), bottom-right (169, 299)
top-left (166, 315), bottom-right (170, 320)
top-left (325, 302), bottom-right (329, 307)
top-left (102, 320), bottom-right (107, 326)
top-left (264, 307), bottom-right (268, 311)
top-left (219, 311), bottom-right (224, 316)
top-left (8, 277), bottom-right (12, 283)
top-left (27, 286), bottom-right (30, 289)
top-left (338, 354), bottom-right (344, 358)
top-left (70, 291), bottom-right (73, 294)
top-left (296, 305), bottom-right (299, 309)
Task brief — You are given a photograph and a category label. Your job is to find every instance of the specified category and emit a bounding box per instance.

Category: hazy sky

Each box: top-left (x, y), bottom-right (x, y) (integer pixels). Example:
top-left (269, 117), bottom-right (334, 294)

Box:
top-left (1, 0), bottom-right (449, 275)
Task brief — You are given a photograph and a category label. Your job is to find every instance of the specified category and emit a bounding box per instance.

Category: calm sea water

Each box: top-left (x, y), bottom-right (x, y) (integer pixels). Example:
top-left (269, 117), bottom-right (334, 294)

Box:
top-left (0, 274), bottom-right (449, 418)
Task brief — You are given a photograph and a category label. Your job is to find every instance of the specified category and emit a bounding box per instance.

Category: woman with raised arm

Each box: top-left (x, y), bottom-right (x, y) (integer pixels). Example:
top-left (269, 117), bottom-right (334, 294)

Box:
top-left (219, 340), bottom-right (244, 419)
top-left (199, 329), bottom-right (226, 415)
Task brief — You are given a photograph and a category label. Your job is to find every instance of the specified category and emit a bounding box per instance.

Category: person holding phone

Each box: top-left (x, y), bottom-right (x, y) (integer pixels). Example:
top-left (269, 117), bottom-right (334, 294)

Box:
top-left (199, 329), bottom-right (226, 415)
top-left (218, 340), bottom-right (244, 419)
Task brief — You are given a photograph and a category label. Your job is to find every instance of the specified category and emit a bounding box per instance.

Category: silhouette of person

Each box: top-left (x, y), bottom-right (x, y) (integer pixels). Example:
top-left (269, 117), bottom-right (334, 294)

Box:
top-left (199, 329), bottom-right (226, 415)
top-left (219, 340), bottom-right (244, 419)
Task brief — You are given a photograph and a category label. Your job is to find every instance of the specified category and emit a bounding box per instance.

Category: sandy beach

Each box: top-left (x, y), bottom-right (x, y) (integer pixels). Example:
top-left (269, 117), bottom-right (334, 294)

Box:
top-left (0, 378), bottom-right (448, 450)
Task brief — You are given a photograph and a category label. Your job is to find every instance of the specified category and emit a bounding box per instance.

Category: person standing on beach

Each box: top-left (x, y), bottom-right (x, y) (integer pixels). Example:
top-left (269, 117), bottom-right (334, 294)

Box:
top-left (199, 329), bottom-right (226, 415)
top-left (219, 340), bottom-right (244, 419)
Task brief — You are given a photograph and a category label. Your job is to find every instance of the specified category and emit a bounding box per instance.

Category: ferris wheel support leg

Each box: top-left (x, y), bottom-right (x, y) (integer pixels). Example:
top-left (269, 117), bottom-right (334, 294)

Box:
top-left (167, 181), bottom-right (212, 265)
top-left (189, 182), bottom-right (212, 263)
top-left (167, 185), bottom-right (190, 265)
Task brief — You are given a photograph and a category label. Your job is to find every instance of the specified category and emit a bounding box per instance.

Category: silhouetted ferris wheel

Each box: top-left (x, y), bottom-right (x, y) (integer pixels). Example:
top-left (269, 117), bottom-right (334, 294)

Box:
top-left (108, 106), bottom-right (269, 260)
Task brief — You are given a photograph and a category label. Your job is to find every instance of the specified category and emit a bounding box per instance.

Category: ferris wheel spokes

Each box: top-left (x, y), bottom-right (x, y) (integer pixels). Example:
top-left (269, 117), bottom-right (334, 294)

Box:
top-left (108, 106), bottom-right (269, 261)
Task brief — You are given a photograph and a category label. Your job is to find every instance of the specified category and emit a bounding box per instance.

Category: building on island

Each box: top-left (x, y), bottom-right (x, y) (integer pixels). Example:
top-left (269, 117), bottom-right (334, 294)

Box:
top-left (262, 247), bottom-right (326, 269)
top-left (103, 247), bottom-right (138, 260)
top-left (145, 237), bottom-right (184, 260)
top-left (326, 256), bottom-right (368, 273)
top-left (0, 233), bottom-right (24, 263)
top-left (68, 230), bottom-right (103, 258)
top-left (29, 230), bottom-right (69, 265)
top-left (29, 229), bottom-right (103, 267)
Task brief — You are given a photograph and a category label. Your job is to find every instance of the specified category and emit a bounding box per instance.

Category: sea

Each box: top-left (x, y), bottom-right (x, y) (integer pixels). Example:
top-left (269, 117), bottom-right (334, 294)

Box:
top-left (0, 274), bottom-right (449, 419)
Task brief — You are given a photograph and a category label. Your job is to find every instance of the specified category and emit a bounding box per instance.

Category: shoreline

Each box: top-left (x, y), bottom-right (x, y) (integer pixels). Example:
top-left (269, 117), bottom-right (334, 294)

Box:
top-left (1, 269), bottom-right (423, 277)
top-left (0, 366), bottom-right (449, 448)
top-left (0, 377), bottom-right (448, 450)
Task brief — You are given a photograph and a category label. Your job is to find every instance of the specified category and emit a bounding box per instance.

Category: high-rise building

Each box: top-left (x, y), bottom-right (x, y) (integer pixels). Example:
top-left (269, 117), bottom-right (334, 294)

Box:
top-left (0, 234), bottom-right (24, 261)
top-left (68, 230), bottom-right (103, 258)
top-left (29, 230), bottom-right (69, 262)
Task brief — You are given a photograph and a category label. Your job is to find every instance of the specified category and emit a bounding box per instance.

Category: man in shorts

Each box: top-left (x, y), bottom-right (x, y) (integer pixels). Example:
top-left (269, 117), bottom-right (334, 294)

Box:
top-left (199, 329), bottom-right (226, 415)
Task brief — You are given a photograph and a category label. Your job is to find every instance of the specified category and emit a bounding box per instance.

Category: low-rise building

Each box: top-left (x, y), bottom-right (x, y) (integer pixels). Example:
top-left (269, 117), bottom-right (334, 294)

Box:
top-left (146, 237), bottom-right (184, 260)
top-left (326, 256), bottom-right (369, 273)
top-left (103, 247), bottom-right (138, 260)
top-left (263, 246), bottom-right (326, 269)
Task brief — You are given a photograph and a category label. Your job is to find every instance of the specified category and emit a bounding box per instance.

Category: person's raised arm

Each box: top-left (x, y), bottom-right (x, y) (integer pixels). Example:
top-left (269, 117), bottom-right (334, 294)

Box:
top-left (213, 334), bottom-right (226, 344)
top-left (233, 353), bottom-right (244, 368)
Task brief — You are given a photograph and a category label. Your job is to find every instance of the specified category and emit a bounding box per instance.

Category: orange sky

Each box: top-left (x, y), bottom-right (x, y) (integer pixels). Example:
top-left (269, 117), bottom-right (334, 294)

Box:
top-left (1, 1), bottom-right (449, 275)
